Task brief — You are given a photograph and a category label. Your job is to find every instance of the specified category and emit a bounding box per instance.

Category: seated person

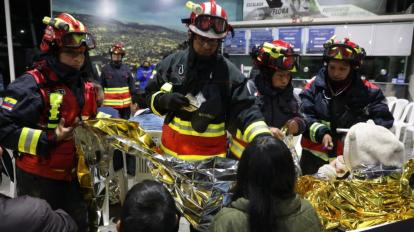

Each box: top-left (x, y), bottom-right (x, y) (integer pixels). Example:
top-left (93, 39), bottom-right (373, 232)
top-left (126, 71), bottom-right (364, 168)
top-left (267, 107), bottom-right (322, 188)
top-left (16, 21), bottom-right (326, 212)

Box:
top-left (0, 193), bottom-right (77, 232)
top-left (129, 93), bottom-right (163, 131)
top-left (209, 136), bottom-right (322, 232)
top-left (0, 146), bottom-right (77, 232)
top-left (116, 180), bottom-right (179, 232)
top-left (316, 121), bottom-right (405, 180)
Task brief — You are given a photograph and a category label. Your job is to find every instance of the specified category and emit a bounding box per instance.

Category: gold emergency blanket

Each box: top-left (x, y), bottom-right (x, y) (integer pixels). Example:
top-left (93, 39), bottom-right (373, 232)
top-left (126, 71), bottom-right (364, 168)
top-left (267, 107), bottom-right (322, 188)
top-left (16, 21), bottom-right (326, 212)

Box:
top-left (296, 159), bottom-right (414, 230)
top-left (74, 118), bottom-right (237, 231)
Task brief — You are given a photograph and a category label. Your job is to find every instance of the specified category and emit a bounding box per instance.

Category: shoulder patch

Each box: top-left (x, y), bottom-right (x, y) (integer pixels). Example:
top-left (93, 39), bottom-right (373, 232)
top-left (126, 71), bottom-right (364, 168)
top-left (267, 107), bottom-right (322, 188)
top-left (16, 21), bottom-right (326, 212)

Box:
top-left (1, 97), bottom-right (18, 111)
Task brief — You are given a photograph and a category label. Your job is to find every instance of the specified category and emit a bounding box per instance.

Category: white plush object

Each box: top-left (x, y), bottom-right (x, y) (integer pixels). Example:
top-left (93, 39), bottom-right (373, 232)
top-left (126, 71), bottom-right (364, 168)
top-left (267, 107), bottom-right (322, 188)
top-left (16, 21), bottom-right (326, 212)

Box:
top-left (316, 164), bottom-right (337, 180)
top-left (343, 121), bottom-right (405, 171)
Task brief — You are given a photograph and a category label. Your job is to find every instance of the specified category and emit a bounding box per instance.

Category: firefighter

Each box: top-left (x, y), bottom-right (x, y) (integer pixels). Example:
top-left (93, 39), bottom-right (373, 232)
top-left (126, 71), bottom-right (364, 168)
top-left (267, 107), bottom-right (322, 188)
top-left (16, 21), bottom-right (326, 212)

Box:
top-left (299, 36), bottom-right (394, 175)
top-left (146, 0), bottom-right (272, 161)
top-left (0, 13), bottom-right (97, 231)
top-left (251, 39), bottom-right (306, 140)
top-left (100, 42), bottom-right (136, 119)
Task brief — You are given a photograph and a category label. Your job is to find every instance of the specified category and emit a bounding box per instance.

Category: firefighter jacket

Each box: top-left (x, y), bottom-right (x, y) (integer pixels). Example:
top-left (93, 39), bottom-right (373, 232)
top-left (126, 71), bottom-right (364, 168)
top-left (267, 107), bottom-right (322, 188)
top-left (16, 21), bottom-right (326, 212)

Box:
top-left (100, 63), bottom-right (135, 109)
top-left (0, 56), bottom-right (97, 181)
top-left (254, 73), bottom-right (305, 135)
top-left (146, 48), bottom-right (271, 160)
top-left (299, 67), bottom-right (394, 161)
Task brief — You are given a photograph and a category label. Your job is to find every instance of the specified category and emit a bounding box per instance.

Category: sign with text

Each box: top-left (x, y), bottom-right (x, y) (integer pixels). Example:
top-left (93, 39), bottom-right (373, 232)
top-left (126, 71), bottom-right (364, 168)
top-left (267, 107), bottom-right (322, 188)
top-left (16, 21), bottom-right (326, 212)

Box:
top-left (307, 28), bottom-right (335, 54)
top-left (249, 28), bottom-right (274, 50)
top-left (224, 29), bottom-right (247, 55)
top-left (278, 28), bottom-right (302, 52)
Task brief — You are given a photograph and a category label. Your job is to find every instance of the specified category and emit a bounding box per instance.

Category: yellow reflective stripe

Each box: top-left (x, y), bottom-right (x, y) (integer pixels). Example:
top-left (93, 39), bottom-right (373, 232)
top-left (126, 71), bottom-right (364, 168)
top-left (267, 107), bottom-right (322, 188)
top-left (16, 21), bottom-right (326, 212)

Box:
top-left (103, 98), bottom-right (131, 103)
top-left (168, 117), bottom-right (225, 137)
top-left (18, 127), bottom-right (42, 155)
top-left (160, 82), bottom-right (173, 93)
top-left (103, 98), bottom-right (131, 107)
top-left (161, 143), bottom-right (225, 161)
top-left (4, 97), bottom-right (17, 104)
top-left (309, 122), bottom-right (325, 143)
top-left (151, 91), bottom-right (164, 116)
top-left (321, 120), bottom-right (331, 129)
top-left (229, 138), bottom-right (245, 159)
top-left (96, 112), bottom-right (112, 118)
top-left (49, 92), bottom-right (63, 121)
top-left (47, 123), bottom-right (58, 129)
top-left (243, 121), bottom-right (271, 142)
top-left (235, 129), bottom-right (243, 140)
top-left (103, 87), bottom-right (130, 92)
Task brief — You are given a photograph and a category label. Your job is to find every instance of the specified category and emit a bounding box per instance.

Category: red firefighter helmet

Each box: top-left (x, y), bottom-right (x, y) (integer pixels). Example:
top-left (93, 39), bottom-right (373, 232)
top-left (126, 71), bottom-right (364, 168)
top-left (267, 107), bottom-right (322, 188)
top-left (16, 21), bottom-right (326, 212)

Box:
top-left (254, 39), bottom-right (299, 73)
top-left (40, 13), bottom-right (95, 53)
top-left (183, 0), bottom-right (230, 39)
top-left (323, 36), bottom-right (366, 68)
top-left (109, 42), bottom-right (126, 56)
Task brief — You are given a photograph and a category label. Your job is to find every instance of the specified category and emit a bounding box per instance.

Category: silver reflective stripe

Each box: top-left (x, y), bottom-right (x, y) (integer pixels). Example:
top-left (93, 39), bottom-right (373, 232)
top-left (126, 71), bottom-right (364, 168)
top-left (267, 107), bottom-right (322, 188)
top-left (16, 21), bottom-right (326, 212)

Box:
top-left (24, 129), bottom-right (35, 153)
top-left (244, 124), bottom-right (268, 142)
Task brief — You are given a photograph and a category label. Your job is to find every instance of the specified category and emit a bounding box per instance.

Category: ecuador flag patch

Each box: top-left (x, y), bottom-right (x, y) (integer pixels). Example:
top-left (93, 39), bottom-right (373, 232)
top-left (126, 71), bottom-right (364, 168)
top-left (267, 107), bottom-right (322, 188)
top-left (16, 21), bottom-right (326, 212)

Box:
top-left (1, 97), bottom-right (17, 111)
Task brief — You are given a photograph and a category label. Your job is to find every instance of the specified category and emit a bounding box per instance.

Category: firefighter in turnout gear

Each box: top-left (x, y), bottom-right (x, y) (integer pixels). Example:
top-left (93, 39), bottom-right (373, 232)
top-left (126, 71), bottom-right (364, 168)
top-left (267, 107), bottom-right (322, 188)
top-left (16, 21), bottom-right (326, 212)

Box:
top-left (0, 13), bottom-right (97, 231)
top-left (299, 36), bottom-right (394, 175)
top-left (250, 39), bottom-right (306, 140)
top-left (146, 0), bottom-right (272, 161)
top-left (100, 41), bottom-right (136, 119)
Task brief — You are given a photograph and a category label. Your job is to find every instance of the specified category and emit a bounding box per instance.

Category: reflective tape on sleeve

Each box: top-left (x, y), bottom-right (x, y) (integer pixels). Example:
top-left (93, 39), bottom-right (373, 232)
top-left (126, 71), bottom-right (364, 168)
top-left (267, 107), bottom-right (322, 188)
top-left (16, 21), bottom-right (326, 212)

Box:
top-left (18, 127), bottom-right (42, 155)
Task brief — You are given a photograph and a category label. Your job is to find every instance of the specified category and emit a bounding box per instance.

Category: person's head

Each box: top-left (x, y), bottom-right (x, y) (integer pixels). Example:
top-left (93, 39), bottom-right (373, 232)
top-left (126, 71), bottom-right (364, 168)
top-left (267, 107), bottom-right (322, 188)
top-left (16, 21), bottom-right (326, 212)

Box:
top-left (323, 36), bottom-right (366, 82)
top-left (182, 0), bottom-right (231, 57)
top-left (253, 40), bottom-right (299, 90)
top-left (142, 61), bottom-right (150, 68)
top-left (130, 93), bottom-right (148, 116)
top-left (110, 42), bottom-right (126, 64)
top-left (40, 13), bottom-right (96, 70)
top-left (234, 136), bottom-right (296, 232)
top-left (117, 180), bottom-right (179, 232)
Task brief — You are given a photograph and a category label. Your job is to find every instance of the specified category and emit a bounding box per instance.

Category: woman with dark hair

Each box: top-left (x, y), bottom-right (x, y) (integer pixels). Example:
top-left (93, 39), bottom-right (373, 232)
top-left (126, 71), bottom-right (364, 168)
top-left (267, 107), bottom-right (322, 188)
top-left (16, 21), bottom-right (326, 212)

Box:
top-left (209, 136), bottom-right (322, 232)
top-left (117, 180), bottom-right (180, 232)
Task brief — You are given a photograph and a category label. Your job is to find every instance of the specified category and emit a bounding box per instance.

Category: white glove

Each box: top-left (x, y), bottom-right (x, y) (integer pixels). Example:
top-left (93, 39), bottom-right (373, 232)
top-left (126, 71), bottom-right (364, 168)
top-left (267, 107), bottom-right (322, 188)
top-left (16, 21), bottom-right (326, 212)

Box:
top-left (316, 164), bottom-right (337, 180)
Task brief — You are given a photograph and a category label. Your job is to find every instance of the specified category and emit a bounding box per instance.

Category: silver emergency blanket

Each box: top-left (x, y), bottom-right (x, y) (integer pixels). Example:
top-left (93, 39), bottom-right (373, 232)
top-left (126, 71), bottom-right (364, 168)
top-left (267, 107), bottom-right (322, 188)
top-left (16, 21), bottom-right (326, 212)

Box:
top-left (74, 118), bottom-right (237, 231)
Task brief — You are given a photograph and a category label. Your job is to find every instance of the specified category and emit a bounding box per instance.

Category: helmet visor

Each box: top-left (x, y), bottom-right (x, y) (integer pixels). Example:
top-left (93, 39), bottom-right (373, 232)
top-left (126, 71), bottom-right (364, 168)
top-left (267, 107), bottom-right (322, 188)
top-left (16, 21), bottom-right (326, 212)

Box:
top-left (195, 15), bottom-right (227, 34)
top-left (61, 32), bottom-right (96, 50)
top-left (264, 54), bottom-right (298, 72)
top-left (325, 44), bottom-right (356, 61)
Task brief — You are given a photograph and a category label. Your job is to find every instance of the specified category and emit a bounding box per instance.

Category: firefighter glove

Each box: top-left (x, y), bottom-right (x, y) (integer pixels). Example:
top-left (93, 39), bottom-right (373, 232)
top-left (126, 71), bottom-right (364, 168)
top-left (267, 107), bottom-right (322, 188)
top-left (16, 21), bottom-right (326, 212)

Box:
top-left (157, 92), bottom-right (190, 112)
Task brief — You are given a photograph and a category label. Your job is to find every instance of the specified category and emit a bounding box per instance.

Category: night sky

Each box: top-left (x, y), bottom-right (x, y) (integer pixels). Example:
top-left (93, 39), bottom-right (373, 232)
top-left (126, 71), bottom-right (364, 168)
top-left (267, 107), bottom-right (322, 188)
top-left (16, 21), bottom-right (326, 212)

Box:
top-left (52, 0), bottom-right (239, 31)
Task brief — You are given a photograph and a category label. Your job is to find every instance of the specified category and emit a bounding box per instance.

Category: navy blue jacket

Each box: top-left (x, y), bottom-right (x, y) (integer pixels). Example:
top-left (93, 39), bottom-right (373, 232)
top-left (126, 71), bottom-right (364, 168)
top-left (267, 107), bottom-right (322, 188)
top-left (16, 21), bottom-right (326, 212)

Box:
top-left (300, 68), bottom-right (393, 158)
top-left (254, 73), bottom-right (305, 135)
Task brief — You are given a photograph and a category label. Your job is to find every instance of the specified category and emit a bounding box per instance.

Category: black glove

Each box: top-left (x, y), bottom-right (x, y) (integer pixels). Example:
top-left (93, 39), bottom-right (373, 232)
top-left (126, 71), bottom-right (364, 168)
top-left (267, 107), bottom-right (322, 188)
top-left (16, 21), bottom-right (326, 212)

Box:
top-left (157, 92), bottom-right (190, 112)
